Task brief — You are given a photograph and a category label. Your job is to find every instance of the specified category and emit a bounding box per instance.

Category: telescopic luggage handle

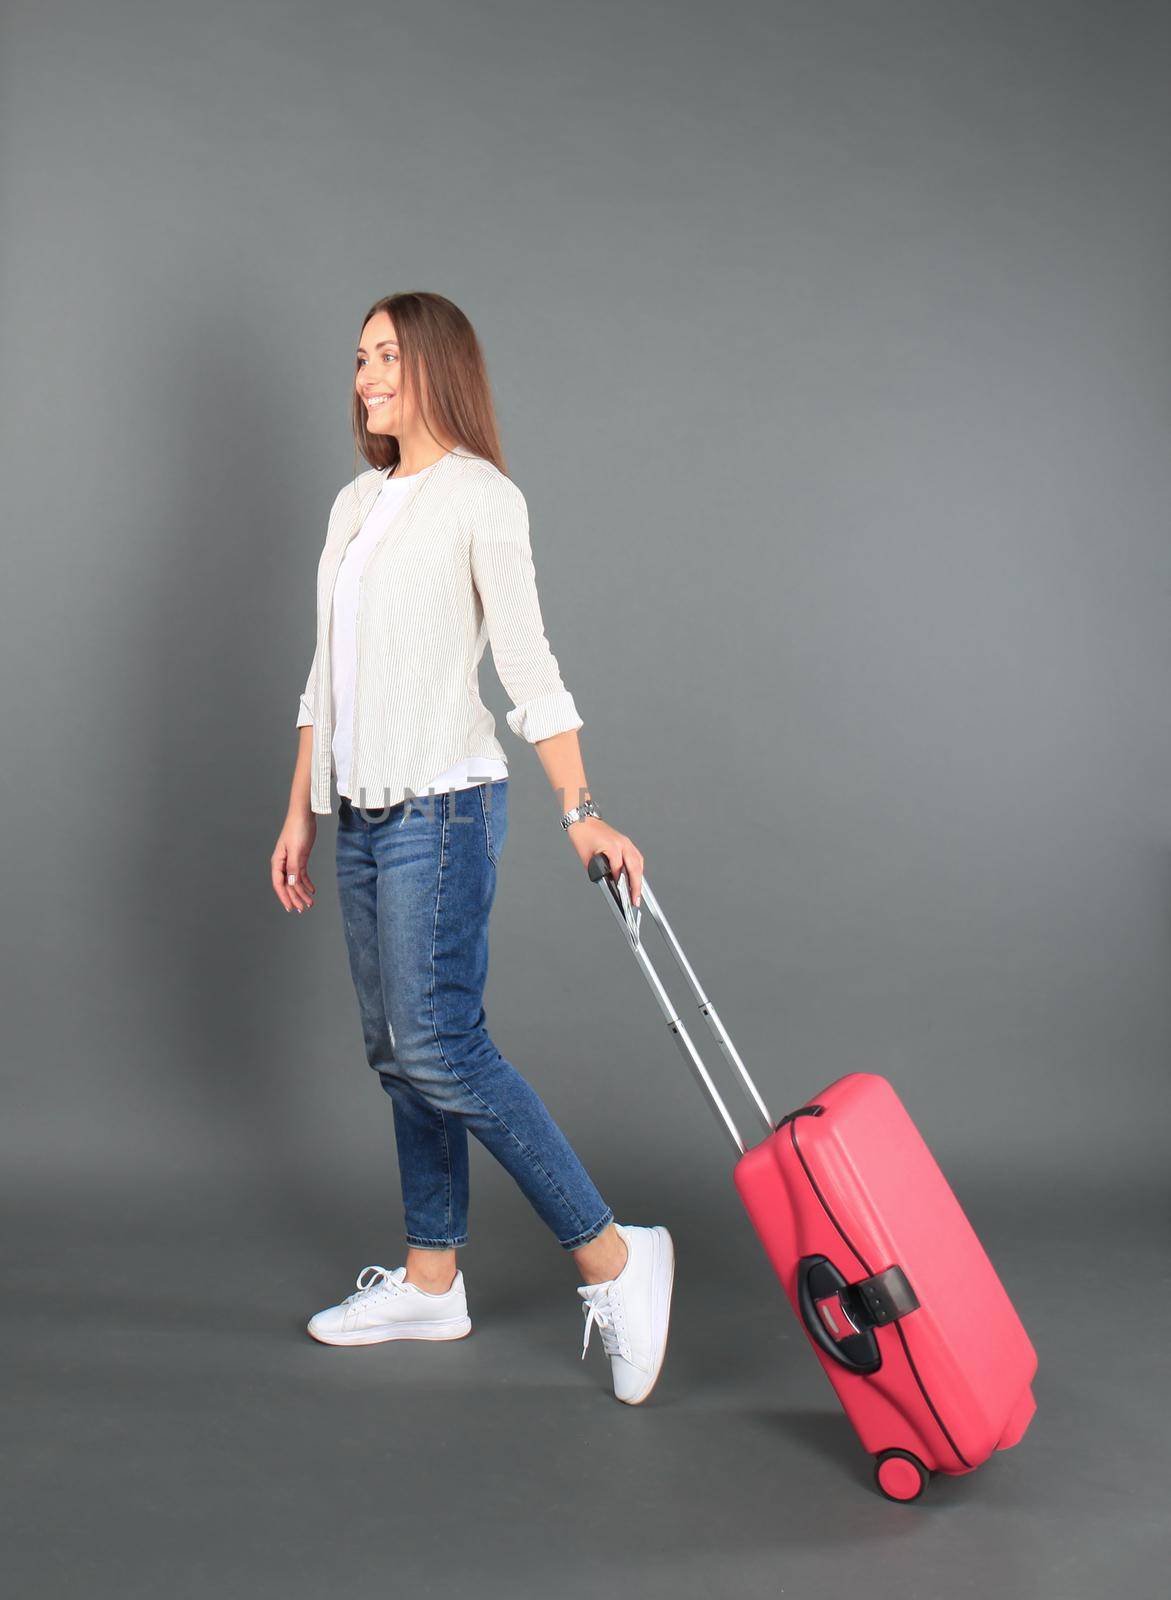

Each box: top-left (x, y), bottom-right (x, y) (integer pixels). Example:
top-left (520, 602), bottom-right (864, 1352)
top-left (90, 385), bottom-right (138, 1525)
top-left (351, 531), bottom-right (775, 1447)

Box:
top-left (587, 852), bottom-right (775, 1156)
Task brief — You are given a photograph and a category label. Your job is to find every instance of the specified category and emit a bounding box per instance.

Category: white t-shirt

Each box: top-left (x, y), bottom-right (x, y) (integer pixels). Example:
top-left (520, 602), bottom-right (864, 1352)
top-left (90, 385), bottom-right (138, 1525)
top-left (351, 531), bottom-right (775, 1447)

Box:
top-left (297, 463), bottom-right (509, 800)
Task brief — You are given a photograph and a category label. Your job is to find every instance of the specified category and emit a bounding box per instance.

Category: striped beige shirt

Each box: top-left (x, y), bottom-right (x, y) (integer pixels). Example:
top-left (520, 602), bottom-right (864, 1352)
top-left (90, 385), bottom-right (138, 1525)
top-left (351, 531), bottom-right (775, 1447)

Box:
top-left (297, 444), bottom-right (583, 815)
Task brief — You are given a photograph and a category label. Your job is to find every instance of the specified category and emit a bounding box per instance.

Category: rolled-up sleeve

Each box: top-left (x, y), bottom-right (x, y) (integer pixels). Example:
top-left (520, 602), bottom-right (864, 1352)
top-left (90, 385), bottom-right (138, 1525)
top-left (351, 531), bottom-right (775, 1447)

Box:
top-left (295, 645), bottom-right (317, 728)
top-left (470, 476), bottom-right (584, 743)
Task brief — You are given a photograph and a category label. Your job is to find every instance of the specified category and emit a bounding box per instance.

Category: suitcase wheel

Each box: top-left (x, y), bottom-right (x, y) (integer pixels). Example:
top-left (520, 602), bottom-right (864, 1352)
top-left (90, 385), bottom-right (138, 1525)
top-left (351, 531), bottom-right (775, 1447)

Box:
top-left (873, 1449), bottom-right (930, 1503)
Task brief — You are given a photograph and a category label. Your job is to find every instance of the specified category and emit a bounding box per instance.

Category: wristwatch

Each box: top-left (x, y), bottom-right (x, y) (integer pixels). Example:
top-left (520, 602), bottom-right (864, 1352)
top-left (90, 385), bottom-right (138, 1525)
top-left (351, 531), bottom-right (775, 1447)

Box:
top-left (561, 798), bottom-right (602, 831)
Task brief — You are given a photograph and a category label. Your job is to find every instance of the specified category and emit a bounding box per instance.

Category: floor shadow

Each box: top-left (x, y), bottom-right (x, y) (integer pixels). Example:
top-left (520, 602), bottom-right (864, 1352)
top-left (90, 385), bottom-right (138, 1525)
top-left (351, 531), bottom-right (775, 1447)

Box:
top-left (751, 1405), bottom-right (875, 1488)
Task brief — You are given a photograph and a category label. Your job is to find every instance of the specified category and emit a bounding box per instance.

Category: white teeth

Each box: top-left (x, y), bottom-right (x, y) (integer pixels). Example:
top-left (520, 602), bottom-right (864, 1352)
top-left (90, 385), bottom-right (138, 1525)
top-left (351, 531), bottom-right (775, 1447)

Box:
top-left (366, 395), bottom-right (392, 406)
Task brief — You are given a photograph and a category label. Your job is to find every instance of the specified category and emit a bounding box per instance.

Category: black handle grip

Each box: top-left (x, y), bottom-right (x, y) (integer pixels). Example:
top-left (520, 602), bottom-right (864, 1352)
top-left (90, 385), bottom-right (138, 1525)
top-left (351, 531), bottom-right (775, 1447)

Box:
top-left (796, 1256), bottom-right (882, 1374)
top-left (587, 851), bottom-right (613, 882)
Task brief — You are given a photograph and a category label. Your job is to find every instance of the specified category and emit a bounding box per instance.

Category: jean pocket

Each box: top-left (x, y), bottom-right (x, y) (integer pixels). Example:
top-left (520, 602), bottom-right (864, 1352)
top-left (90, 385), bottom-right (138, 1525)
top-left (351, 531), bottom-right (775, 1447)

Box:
top-left (479, 780), bottom-right (508, 866)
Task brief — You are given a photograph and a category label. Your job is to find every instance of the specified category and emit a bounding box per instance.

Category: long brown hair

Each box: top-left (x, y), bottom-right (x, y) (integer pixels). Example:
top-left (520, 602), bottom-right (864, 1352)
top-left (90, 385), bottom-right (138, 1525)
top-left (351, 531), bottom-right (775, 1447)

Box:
top-left (350, 291), bottom-right (506, 477)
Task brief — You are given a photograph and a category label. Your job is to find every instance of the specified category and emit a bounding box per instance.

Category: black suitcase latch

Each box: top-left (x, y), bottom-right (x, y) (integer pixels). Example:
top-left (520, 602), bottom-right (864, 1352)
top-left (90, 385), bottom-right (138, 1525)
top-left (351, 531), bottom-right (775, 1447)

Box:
top-left (852, 1265), bottom-right (920, 1328)
top-left (799, 1258), bottom-right (920, 1373)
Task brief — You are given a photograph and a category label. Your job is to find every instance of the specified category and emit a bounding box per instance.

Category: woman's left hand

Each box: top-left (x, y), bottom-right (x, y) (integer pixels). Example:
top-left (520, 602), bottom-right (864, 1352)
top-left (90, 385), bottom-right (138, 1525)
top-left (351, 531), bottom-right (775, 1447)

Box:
top-left (565, 817), bottom-right (644, 906)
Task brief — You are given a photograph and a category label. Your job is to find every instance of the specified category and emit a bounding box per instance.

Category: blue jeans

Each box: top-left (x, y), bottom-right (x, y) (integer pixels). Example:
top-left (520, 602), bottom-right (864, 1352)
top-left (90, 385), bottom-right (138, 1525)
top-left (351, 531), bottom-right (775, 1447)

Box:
top-left (334, 778), bottom-right (614, 1252)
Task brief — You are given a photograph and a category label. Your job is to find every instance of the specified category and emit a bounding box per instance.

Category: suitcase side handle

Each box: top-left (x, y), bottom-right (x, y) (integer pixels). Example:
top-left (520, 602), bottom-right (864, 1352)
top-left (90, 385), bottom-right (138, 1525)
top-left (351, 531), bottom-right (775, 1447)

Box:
top-left (587, 851), bottom-right (774, 1156)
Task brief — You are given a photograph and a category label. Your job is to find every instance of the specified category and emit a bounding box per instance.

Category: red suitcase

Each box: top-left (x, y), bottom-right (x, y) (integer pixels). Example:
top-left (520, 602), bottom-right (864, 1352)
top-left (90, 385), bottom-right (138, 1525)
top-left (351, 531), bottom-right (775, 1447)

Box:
top-left (587, 853), bottom-right (1038, 1502)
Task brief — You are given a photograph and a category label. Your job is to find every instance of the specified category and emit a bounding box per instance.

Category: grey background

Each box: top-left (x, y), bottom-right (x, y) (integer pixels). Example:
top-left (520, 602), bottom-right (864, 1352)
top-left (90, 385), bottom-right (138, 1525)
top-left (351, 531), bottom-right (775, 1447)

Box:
top-left (3, 0), bottom-right (1168, 1595)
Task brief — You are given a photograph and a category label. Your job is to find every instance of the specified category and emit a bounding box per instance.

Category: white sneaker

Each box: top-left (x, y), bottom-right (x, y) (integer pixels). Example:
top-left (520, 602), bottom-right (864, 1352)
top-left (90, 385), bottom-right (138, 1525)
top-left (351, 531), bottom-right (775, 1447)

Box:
top-left (577, 1222), bottom-right (674, 1405)
top-left (307, 1264), bottom-right (471, 1346)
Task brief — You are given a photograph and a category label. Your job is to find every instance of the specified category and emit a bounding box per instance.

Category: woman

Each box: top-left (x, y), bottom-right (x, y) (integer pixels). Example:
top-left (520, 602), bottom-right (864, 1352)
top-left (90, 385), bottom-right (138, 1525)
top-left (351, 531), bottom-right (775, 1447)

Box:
top-left (270, 291), bottom-right (674, 1405)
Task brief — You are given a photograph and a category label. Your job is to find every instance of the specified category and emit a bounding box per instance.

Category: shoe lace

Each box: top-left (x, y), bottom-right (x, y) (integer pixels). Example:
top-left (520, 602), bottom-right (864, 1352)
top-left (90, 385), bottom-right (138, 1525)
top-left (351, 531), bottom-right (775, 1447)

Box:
top-left (344, 1264), bottom-right (408, 1303)
top-left (580, 1285), bottom-right (627, 1361)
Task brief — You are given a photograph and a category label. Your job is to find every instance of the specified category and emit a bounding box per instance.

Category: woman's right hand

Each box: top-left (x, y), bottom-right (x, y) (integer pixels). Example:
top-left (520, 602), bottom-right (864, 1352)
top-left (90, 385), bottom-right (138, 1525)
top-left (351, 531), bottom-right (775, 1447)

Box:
top-left (271, 812), bottom-right (317, 913)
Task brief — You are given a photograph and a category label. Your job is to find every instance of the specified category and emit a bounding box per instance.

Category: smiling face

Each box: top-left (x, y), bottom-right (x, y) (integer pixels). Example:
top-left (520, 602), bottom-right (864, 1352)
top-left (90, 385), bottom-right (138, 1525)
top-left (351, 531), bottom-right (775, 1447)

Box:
top-left (356, 309), bottom-right (426, 440)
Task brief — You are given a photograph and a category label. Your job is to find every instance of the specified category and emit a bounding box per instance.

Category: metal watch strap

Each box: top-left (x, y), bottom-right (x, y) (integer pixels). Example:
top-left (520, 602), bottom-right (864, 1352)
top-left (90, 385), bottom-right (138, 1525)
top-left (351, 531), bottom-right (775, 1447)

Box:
top-left (562, 799), bottom-right (602, 830)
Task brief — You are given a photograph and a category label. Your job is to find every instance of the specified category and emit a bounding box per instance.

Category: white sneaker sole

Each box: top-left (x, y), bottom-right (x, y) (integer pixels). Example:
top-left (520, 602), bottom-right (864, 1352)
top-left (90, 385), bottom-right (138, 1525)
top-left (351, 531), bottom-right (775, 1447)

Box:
top-left (307, 1315), bottom-right (472, 1346)
top-left (619, 1226), bottom-right (675, 1406)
